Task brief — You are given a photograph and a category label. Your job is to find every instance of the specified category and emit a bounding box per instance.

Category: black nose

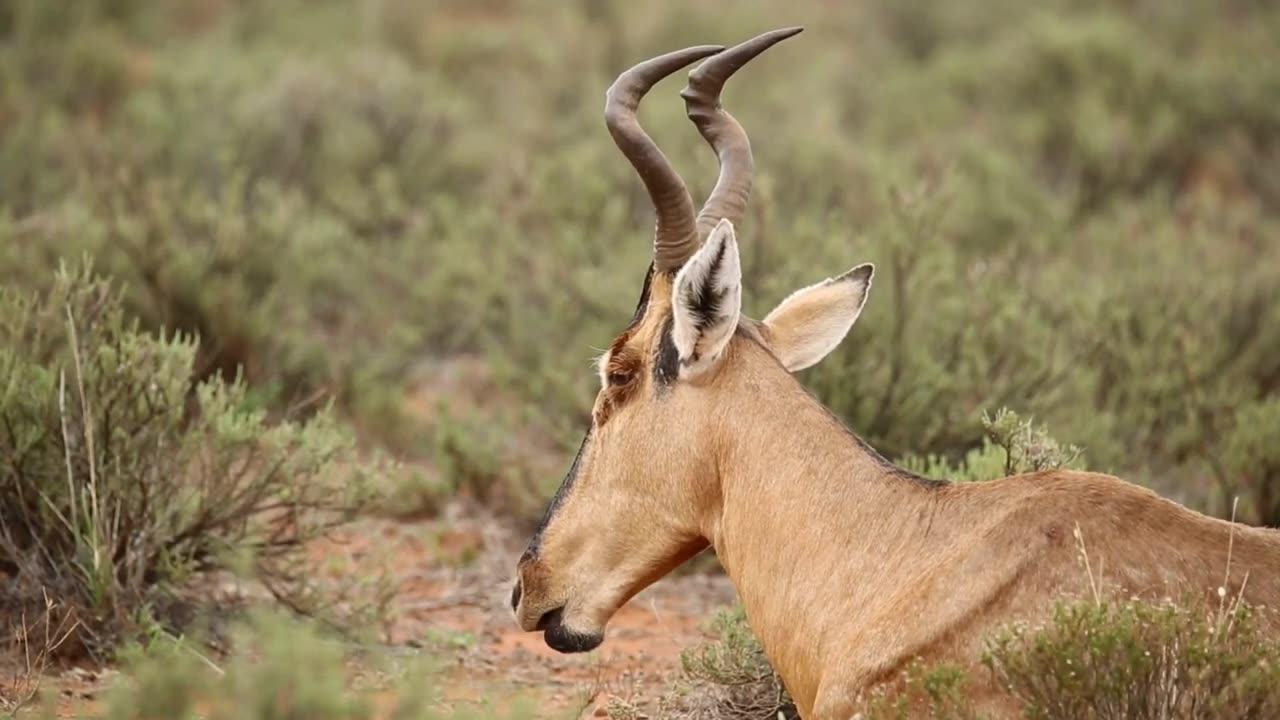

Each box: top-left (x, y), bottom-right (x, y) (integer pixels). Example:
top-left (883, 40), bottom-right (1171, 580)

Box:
top-left (510, 580), bottom-right (522, 612)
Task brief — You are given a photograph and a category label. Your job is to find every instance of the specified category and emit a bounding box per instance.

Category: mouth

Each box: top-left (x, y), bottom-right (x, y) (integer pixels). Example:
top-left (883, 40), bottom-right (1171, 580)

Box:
top-left (537, 607), bottom-right (604, 654)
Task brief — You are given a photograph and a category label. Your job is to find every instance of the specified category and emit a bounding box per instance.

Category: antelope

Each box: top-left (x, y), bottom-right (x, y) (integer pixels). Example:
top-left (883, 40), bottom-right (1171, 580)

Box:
top-left (509, 27), bottom-right (1280, 718)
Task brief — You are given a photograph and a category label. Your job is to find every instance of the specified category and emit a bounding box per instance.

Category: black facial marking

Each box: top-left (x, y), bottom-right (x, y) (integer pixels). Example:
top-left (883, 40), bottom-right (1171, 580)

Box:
top-left (624, 262), bottom-right (655, 332)
top-left (683, 239), bottom-right (729, 334)
top-left (526, 427), bottom-right (593, 557)
top-left (654, 314), bottom-right (681, 387)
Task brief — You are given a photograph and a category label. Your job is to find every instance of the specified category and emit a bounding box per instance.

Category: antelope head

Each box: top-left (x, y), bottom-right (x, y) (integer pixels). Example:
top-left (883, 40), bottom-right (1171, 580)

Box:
top-left (512, 27), bottom-right (874, 653)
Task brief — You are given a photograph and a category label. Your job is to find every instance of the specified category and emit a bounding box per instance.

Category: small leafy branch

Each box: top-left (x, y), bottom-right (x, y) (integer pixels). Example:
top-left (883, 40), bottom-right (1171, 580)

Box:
top-left (982, 408), bottom-right (1086, 477)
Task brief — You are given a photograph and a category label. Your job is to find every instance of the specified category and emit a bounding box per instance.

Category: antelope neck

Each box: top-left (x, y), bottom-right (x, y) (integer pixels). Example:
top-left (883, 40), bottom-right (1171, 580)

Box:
top-left (704, 352), bottom-right (951, 701)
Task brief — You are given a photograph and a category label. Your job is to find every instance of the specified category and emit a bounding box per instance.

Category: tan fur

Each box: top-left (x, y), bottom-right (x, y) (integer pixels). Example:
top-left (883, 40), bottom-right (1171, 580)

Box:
top-left (762, 264), bottom-right (872, 371)
top-left (514, 268), bottom-right (1280, 720)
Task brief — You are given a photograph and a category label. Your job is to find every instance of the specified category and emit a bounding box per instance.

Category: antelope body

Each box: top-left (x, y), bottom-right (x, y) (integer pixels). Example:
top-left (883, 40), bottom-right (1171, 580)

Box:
top-left (510, 28), bottom-right (1280, 719)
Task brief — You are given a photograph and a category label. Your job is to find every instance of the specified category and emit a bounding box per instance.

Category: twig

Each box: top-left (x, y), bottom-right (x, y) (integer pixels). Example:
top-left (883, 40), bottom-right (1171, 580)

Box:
top-left (65, 306), bottom-right (104, 586)
top-left (1073, 522), bottom-right (1102, 605)
top-left (1, 590), bottom-right (82, 715)
top-left (58, 371), bottom-right (79, 539)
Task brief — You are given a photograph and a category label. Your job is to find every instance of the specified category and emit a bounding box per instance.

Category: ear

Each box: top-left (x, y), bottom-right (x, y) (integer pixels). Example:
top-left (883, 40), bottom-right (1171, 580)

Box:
top-left (671, 218), bottom-right (742, 378)
top-left (762, 263), bottom-right (873, 372)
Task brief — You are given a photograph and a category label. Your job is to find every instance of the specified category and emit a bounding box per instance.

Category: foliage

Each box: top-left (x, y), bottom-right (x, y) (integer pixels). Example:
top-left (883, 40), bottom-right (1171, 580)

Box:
top-left (901, 408), bottom-right (1086, 481)
top-left (0, 262), bottom-right (375, 657)
top-left (677, 605), bottom-right (796, 719)
top-left (854, 661), bottom-right (980, 720)
top-left (982, 598), bottom-right (1280, 720)
top-left (58, 610), bottom-right (554, 720)
top-left (606, 604), bottom-right (796, 720)
top-left (1, 0), bottom-right (1277, 525)
top-left (1220, 399), bottom-right (1280, 527)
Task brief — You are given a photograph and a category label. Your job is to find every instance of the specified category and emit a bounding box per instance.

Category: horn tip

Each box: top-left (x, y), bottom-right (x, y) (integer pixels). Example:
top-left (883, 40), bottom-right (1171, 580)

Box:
top-left (759, 26), bottom-right (805, 45)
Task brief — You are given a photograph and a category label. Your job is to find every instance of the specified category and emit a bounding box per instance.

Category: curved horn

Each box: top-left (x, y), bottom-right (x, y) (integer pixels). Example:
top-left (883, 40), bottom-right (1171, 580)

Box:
top-left (681, 27), bottom-right (803, 243)
top-left (606, 44), bottom-right (724, 273)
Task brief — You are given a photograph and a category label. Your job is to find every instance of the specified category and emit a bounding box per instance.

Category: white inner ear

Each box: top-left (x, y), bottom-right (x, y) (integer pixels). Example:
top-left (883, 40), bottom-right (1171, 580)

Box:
top-left (671, 219), bottom-right (742, 378)
top-left (762, 263), bottom-right (873, 372)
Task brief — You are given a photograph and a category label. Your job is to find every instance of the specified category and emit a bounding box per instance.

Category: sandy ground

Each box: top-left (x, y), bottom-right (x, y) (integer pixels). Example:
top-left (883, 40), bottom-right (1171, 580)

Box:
top-left (5, 502), bottom-right (738, 719)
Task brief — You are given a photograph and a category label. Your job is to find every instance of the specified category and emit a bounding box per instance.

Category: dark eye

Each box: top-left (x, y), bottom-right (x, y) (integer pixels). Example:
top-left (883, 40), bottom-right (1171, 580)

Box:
top-left (608, 369), bottom-right (632, 387)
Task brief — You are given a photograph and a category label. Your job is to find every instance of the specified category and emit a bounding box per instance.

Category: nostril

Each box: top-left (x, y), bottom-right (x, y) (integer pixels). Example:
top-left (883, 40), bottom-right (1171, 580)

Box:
top-left (510, 580), bottom-right (522, 612)
top-left (536, 606), bottom-right (564, 632)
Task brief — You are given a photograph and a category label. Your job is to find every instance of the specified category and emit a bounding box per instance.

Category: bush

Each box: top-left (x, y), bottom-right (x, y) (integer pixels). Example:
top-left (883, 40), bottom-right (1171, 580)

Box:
top-left (0, 261), bottom-right (375, 657)
top-left (604, 604), bottom-right (795, 720)
top-left (983, 598), bottom-right (1280, 720)
top-left (68, 610), bottom-right (549, 720)
top-left (854, 661), bottom-right (979, 720)
top-left (847, 595), bottom-right (1280, 720)
top-left (1, 0), bottom-right (1277, 529)
top-left (901, 408), bottom-right (1086, 481)
top-left (1220, 399), bottom-right (1280, 527)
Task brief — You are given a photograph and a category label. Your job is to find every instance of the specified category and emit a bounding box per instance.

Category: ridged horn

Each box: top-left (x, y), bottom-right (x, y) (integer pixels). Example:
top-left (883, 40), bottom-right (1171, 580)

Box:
top-left (605, 44), bottom-right (724, 273)
top-left (681, 27), bottom-right (803, 245)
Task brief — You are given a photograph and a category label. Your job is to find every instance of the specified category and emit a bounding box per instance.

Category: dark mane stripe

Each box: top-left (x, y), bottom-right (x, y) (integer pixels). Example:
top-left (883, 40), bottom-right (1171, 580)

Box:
top-left (733, 324), bottom-right (948, 490)
top-left (624, 262), bottom-right (656, 332)
top-left (526, 427), bottom-right (593, 558)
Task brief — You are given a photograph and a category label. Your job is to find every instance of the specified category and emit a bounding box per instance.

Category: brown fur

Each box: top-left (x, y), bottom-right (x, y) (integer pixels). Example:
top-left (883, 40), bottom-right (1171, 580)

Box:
top-left (514, 271), bottom-right (1280, 719)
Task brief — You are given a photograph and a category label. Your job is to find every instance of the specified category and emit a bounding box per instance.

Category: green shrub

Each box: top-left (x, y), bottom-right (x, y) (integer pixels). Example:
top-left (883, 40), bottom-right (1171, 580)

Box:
top-left (679, 605), bottom-right (796, 719)
top-left (854, 660), bottom-right (979, 720)
top-left (848, 595), bottom-right (1280, 720)
top-left (1, 0), bottom-right (1277, 529)
top-left (77, 610), bottom-right (553, 720)
top-left (983, 598), bottom-right (1280, 720)
top-left (606, 604), bottom-right (796, 720)
top-left (0, 261), bottom-right (375, 657)
top-left (901, 408), bottom-right (1086, 481)
top-left (1219, 399), bottom-right (1280, 527)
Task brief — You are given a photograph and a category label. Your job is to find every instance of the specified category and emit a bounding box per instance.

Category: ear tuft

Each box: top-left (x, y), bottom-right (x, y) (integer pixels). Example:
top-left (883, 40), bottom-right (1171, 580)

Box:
top-left (762, 262), bottom-right (874, 372)
top-left (670, 219), bottom-right (742, 378)
top-left (838, 263), bottom-right (874, 288)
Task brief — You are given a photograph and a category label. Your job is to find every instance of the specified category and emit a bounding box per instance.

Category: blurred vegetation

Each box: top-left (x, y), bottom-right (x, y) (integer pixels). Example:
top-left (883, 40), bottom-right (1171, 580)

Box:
top-left (64, 610), bottom-right (557, 720)
top-left (1, 0), bottom-right (1278, 528)
top-left (901, 408), bottom-right (1087, 481)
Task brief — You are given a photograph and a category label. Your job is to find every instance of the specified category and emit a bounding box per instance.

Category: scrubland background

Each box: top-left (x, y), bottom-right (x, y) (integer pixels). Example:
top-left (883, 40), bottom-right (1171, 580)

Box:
top-left (2, 0), bottom-right (1279, 717)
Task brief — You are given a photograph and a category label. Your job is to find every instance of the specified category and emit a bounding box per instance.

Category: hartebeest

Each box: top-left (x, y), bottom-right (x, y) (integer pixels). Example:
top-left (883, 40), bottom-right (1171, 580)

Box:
top-left (510, 27), bottom-right (1280, 718)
